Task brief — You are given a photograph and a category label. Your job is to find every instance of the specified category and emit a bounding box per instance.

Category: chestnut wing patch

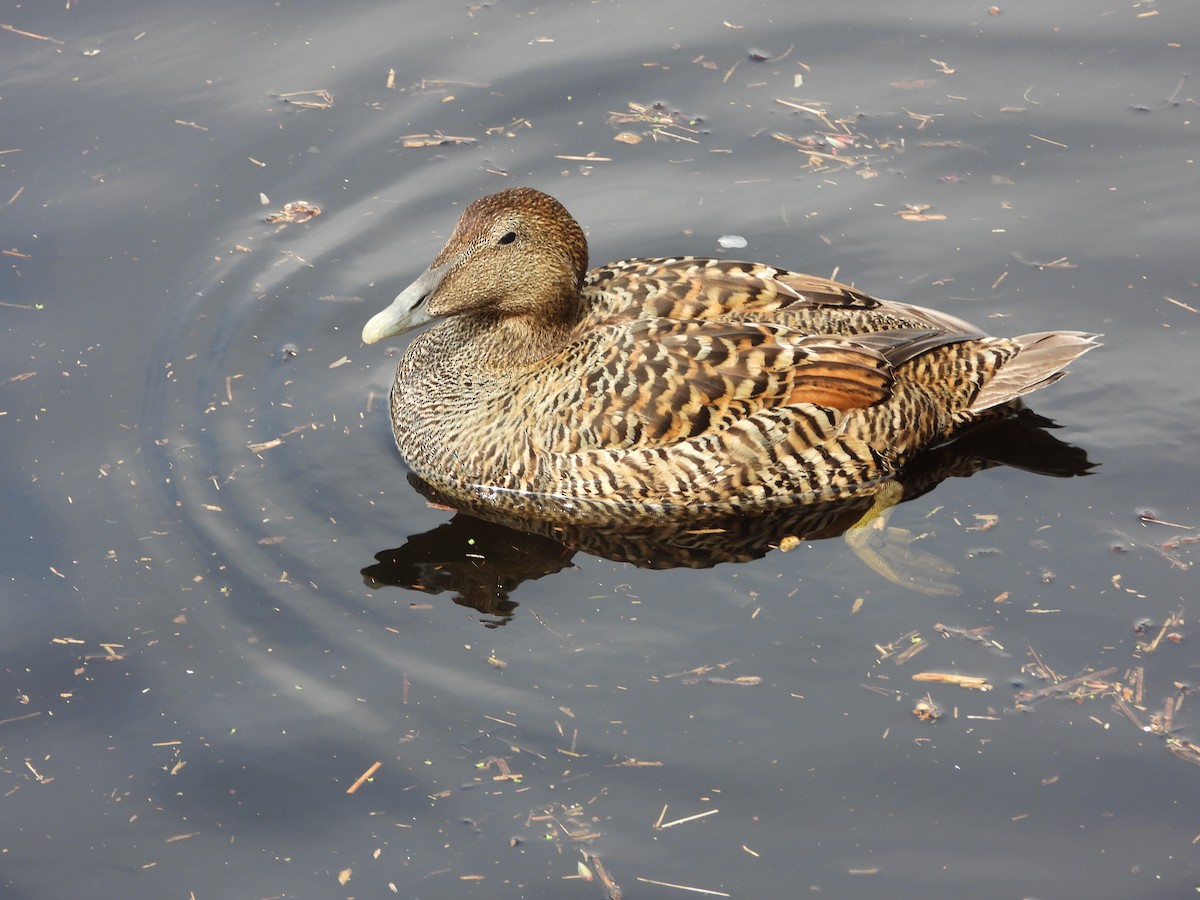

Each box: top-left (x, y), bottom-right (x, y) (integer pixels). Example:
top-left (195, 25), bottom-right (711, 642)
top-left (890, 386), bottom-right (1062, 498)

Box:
top-left (567, 318), bottom-right (895, 449)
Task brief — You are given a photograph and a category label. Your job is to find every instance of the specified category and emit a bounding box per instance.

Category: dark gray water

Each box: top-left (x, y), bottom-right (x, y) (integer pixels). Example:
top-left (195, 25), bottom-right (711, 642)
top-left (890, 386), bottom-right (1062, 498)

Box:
top-left (3, 1), bottom-right (1198, 897)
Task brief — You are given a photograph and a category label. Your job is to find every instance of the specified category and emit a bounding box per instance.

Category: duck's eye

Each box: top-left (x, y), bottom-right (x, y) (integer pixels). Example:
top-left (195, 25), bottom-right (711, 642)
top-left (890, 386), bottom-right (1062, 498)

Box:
top-left (498, 231), bottom-right (517, 245)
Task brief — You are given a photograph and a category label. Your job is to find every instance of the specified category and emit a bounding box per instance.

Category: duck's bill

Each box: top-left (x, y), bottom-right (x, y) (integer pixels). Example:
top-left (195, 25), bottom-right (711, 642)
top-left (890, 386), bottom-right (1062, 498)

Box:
top-left (361, 264), bottom-right (446, 344)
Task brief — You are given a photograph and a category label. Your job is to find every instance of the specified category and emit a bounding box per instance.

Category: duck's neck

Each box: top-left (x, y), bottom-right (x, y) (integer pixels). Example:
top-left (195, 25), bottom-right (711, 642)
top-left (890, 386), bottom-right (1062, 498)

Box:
top-left (495, 317), bottom-right (579, 368)
top-left (460, 300), bottom-right (584, 369)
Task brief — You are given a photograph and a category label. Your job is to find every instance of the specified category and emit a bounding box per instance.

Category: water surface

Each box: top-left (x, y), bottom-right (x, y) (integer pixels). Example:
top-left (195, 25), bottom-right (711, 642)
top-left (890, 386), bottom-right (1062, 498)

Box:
top-left (2, 1), bottom-right (1198, 896)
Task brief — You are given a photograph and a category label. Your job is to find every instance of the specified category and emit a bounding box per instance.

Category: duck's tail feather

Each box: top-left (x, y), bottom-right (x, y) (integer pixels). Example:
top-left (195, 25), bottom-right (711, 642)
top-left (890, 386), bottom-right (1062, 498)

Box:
top-left (968, 331), bottom-right (1101, 414)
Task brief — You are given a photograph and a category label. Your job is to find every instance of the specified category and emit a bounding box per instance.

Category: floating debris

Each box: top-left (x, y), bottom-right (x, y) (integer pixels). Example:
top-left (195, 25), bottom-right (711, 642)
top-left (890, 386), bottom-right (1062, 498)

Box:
top-left (635, 876), bottom-right (729, 897)
top-left (274, 89), bottom-right (333, 110)
top-left (876, 629), bottom-right (928, 664)
top-left (265, 200), bottom-right (321, 224)
top-left (606, 101), bottom-right (704, 143)
top-left (748, 44), bottom-right (794, 63)
top-left (0, 22), bottom-right (65, 44)
top-left (913, 694), bottom-right (943, 722)
top-left (934, 622), bottom-right (1010, 657)
top-left (1135, 606), bottom-right (1186, 653)
top-left (654, 805), bottom-right (719, 830)
top-left (1012, 253), bottom-right (1077, 270)
top-left (898, 203), bottom-right (947, 222)
top-left (345, 761), bottom-right (382, 794)
top-left (398, 132), bottom-right (478, 148)
top-left (912, 672), bottom-right (993, 691)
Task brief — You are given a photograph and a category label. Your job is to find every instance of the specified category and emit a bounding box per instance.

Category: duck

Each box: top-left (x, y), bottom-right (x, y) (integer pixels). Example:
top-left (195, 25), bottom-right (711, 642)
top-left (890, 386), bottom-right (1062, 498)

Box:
top-left (362, 187), bottom-right (1098, 526)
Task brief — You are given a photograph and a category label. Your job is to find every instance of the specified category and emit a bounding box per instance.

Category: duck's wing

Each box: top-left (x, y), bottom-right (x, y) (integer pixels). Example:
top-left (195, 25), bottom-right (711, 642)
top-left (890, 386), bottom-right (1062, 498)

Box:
top-left (585, 257), bottom-right (984, 337)
top-left (556, 317), bottom-right (900, 450)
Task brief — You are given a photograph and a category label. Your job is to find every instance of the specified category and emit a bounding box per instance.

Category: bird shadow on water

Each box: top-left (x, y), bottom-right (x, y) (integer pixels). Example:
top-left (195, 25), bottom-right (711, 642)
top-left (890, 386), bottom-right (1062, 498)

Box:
top-left (362, 409), bottom-right (1094, 626)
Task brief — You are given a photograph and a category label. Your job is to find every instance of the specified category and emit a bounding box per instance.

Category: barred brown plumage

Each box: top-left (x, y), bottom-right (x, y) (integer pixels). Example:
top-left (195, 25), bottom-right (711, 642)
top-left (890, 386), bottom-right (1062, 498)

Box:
top-left (361, 187), bottom-right (1098, 524)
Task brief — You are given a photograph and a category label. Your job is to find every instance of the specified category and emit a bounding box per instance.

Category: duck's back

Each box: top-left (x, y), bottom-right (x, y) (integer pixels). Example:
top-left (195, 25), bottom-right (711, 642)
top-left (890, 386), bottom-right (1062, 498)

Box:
top-left (579, 257), bottom-right (983, 338)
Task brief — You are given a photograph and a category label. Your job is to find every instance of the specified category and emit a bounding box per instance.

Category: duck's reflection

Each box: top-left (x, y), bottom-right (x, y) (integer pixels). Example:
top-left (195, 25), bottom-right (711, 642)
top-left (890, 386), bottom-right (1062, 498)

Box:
top-left (362, 409), bottom-right (1093, 625)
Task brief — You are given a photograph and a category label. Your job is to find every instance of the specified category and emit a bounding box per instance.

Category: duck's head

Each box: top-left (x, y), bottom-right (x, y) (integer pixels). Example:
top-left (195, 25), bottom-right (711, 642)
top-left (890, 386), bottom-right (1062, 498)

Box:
top-left (362, 187), bottom-right (589, 344)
